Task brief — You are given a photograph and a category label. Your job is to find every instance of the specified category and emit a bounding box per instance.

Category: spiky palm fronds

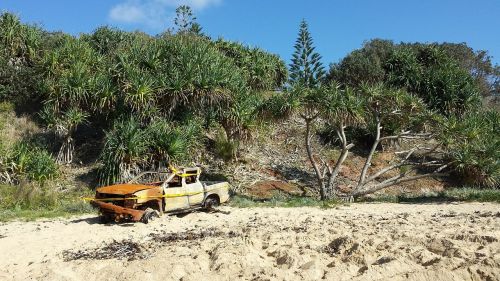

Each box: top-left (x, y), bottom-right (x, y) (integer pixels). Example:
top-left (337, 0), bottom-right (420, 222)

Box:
top-left (145, 118), bottom-right (201, 164)
top-left (0, 12), bottom-right (42, 62)
top-left (360, 83), bottom-right (431, 136)
top-left (313, 83), bottom-right (366, 127)
top-left (98, 116), bottom-right (203, 185)
top-left (439, 111), bottom-right (499, 188)
top-left (39, 106), bottom-right (88, 164)
top-left (98, 117), bottom-right (149, 185)
top-left (160, 35), bottom-right (244, 109)
top-left (38, 35), bottom-right (104, 114)
top-left (215, 39), bottom-right (288, 91)
top-left (385, 46), bottom-right (481, 116)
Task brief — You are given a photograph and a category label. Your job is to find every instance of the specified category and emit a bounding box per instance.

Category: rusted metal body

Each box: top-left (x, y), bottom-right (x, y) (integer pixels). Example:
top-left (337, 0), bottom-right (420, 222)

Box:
top-left (91, 167), bottom-right (230, 223)
top-left (90, 200), bottom-right (145, 222)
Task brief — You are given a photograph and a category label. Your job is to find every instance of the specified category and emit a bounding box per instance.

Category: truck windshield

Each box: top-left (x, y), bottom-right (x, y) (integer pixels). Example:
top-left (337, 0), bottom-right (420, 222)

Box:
top-left (129, 172), bottom-right (171, 185)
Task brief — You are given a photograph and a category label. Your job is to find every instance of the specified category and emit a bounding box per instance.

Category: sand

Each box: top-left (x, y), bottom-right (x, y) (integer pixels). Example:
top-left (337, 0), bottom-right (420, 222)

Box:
top-left (0, 203), bottom-right (499, 281)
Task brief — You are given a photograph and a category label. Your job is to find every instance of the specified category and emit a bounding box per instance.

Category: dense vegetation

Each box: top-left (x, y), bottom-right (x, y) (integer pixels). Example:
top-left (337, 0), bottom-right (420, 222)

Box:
top-left (323, 39), bottom-right (499, 190)
top-left (0, 11), bottom-right (287, 185)
top-left (0, 9), bottom-right (498, 213)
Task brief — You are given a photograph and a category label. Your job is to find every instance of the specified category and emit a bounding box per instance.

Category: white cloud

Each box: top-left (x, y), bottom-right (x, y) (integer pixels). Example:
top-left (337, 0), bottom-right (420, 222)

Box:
top-left (109, 2), bottom-right (146, 24)
top-left (158, 0), bottom-right (221, 10)
top-left (108, 0), bottom-right (221, 30)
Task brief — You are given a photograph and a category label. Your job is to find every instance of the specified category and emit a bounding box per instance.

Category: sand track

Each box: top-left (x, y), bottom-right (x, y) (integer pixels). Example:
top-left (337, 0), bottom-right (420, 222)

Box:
top-left (1, 203), bottom-right (499, 281)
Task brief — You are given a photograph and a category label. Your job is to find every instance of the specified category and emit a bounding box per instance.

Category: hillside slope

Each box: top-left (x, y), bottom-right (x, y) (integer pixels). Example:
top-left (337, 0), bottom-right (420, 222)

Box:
top-left (207, 117), bottom-right (446, 199)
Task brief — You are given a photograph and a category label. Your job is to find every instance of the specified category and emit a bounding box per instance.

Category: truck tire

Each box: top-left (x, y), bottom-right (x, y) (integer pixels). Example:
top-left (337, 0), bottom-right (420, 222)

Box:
top-left (204, 196), bottom-right (220, 210)
top-left (99, 215), bottom-right (113, 224)
top-left (141, 208), bottom-right (160, 224)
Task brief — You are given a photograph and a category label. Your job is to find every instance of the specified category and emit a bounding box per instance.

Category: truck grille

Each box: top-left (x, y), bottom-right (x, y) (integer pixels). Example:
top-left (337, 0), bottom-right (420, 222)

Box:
top-left (97, 193), bottom-right (125, 206)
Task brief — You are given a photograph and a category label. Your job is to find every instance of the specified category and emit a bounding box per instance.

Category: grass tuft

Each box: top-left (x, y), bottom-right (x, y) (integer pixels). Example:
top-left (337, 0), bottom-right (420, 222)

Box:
top-left (0, 184), bottom-right (95, 222)
top-left (360, 188), bottom-right (500, 203)
top-left (229, 194), bottom-right (339, 208)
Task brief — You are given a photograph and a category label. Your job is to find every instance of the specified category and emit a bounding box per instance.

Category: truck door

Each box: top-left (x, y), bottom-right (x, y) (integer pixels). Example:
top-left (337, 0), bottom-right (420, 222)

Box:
top-left (184, 169), bottom-right (204, 206)
top-left (163, 174), bottom-right (189, 212)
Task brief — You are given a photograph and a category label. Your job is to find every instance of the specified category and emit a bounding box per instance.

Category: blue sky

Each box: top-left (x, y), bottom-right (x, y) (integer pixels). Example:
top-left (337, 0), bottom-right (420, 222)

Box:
top-left (2, 0), bottom-right (499, 66)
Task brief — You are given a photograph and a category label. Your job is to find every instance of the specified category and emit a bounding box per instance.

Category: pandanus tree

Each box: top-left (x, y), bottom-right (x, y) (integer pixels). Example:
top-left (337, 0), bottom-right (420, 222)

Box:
top-left (265, 82), bottom-right (366, 199)
top-left (212, 39), bottom-right (288, 158)
top-left (98, 116), bottom-right (202, 186)
top-left (94, 31), bottom-right (288, 183)
top-left (266, 83), bottom-right (450, 200)
top-left (98, 117), bottom-right (149, 185)
top-left (348, 85), bottom-right (448, 197)
top-left (306, 84), bottom-right (365, 199)
top-left (0, 12), bottom-right (41, 62)
top-left (215, 39), bottom-right (288, 91)
top-left (0, 12), bottom-right (43, 103)
top-left (40, 107), bottom-right (88, 164)
top-left (438, 110), bottom-right (499, 188)
top-left (38, 37), bottom-right (100, 164)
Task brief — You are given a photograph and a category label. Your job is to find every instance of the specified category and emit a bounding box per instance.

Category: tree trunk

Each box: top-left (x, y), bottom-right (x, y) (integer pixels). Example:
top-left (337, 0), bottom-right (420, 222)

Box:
top-left (303, 114), bottom-right (327, 200)
top-left (56, 135), bottom-right (74, 164)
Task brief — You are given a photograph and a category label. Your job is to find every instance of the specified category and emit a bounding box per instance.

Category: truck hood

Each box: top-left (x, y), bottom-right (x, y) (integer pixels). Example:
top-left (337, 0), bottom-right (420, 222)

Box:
top-left (96, 184), bottom-right (156, 195)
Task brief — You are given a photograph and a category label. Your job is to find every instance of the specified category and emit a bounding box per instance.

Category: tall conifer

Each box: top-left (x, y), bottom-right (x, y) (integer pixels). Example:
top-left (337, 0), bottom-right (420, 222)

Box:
top-left (289, 20), bottom-right (325, 87)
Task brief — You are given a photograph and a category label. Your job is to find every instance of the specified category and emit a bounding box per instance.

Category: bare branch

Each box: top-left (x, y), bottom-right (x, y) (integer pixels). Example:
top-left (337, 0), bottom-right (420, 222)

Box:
top-left (364, 162), bottom-right (407, 184)
top-left (352, 164), bottom-right (449, 197)
top-left (335, 129), bottom-right (342, 144)
top-left (319, 157), bottom-right (331, 178)
top-left (379, 132), bottom-right (433, 142)
top-left (364, 145), bottom-right (444, 184)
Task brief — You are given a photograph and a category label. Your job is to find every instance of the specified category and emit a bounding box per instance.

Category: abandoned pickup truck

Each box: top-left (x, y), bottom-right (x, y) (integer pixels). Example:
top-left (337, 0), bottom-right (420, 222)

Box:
top-left (90, 167), bottom-right (230, 223)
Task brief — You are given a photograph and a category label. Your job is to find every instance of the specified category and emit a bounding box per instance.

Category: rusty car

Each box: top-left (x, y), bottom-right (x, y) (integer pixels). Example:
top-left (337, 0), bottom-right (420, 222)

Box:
top-left (90, 167), bottom-right (230, 223)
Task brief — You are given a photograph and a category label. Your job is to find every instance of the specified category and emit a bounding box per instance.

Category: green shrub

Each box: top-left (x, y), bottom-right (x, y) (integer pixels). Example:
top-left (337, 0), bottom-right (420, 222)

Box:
top-left (215, 39), bottom-right (287, 91)
top-left (3, 182), bottom-right (58, 209)
top-left (24, 149), bottom-right (58, 183)
top-left (146, 118), bottom-right (202, 164)
top-left (98, 117), bottom-right (203, 185)
top-left (0, 101), bottom-right (13, 113)
top-left (439, 111), bottom-right (499, 188)
top-left (1, 140), bottom-right (58, 184)
top-left (443, 188), bottom-right (500, 202)
top-left (214, 131), bottom-right (238, 161)
top-left (386, 46), bottom-right (482, 116)
top-left (0, 13), bottom-right (44, 104)
top-left (98, 117), bottom-right (148, 186)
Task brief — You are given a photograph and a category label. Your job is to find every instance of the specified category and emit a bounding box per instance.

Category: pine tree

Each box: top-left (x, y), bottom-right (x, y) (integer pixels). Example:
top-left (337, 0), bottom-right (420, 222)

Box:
top-left (174, 5), bottom-right (196, 33)
top-left (289, 20), bottom-right (325, 87)
top-left (189, 22), bottom-right (203, 35)
top-left (173, 5), bottom-right (204, 36)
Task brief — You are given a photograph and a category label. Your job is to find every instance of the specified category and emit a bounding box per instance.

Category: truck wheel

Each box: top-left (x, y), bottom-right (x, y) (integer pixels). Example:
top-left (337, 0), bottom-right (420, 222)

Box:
top-left (204, 196), bottom-right (220, 211)
top-left (141, 208), bottom-right (160, 224)
top-left (99, 215), bottom-right (113, 224)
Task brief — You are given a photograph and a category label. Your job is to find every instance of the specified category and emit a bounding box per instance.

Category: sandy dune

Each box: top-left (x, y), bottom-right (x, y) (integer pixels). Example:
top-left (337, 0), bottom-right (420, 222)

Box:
top-left (0, 203), bottom-right (499, 281)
